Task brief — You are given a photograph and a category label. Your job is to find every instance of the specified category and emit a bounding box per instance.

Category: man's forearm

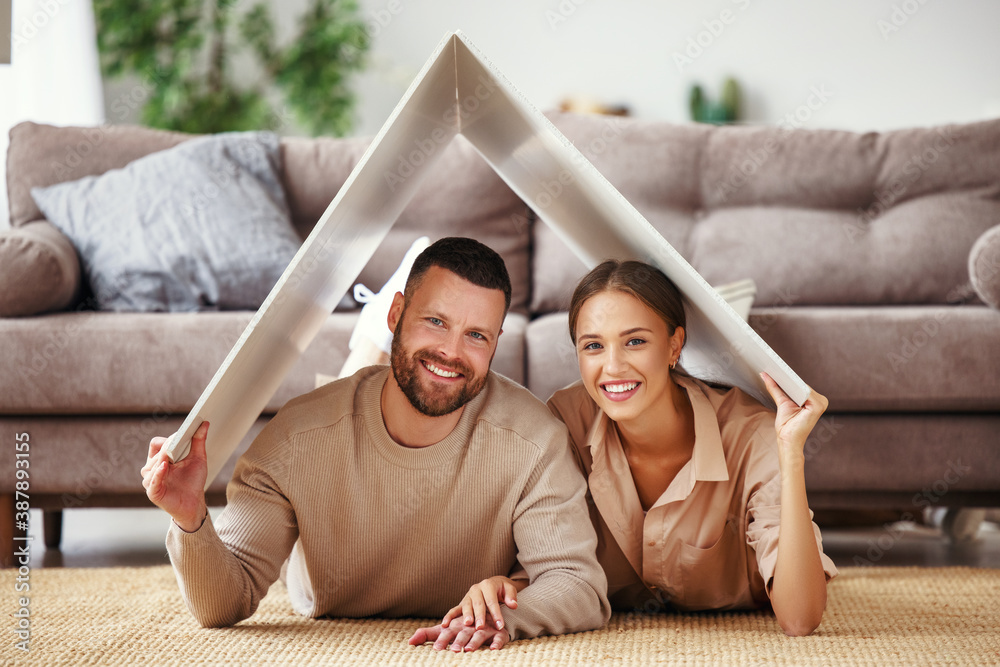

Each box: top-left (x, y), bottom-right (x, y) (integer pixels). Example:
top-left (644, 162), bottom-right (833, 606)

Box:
top-left (166, 515), bottom-right (260, 628)
top-left (500, 565), bottom-right (610, 640)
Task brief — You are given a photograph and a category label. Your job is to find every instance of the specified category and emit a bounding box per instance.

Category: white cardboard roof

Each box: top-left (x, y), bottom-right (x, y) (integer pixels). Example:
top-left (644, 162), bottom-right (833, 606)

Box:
top-left (164, 31), bottom-right (809, 485)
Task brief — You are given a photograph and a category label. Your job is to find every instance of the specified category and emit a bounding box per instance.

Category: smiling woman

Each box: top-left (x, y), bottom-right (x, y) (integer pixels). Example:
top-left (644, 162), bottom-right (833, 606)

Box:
top-left (545, 259), bottom-right (839, 636)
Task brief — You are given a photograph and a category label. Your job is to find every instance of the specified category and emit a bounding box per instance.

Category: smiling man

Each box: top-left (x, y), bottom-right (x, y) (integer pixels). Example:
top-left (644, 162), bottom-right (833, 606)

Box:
top-left (141, 237), bottom-right (609, 651)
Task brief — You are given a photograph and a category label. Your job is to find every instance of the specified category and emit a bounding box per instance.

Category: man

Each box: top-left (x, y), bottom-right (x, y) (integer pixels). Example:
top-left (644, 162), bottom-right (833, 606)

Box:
top-left (141, 237), bottom-right (610, 651)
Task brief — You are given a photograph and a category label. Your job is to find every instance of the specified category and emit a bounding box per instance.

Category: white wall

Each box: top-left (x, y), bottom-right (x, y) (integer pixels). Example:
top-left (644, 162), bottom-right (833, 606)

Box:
top-left (38, 0), bottom-right (1000, 139)
top-left (348, 0), bottom-right (1000, 135)
top-left (0, 0), bottom-right (105, 227)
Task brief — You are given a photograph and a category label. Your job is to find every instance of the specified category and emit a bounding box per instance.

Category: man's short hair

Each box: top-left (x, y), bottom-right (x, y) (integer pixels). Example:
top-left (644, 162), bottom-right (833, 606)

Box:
top-left (404, 237), bottom-right (512, 315)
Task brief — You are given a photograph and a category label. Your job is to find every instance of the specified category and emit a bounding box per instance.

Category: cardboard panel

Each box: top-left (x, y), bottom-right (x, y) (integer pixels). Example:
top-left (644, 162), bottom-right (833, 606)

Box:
top-left (165, 31), bottom-right (808, 486)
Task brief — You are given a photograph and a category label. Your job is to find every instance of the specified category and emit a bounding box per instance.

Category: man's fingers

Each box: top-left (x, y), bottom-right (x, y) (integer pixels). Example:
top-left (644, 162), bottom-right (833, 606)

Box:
top-left (490, 631), bottom-right (508, 650)
top-left (144, 461), bottom-right (166, 503)
top-left (408, 625), bottom-right (438, 646)
top-left (147, 436), bottom-right (168, 460)
top-left (449, 627), bottom-right (476, 652)
top-left (463, 629), bottom-right (493, 652)
top-left (432, 626), bottom-right (456, 651)
top-left (189, 421), bottom-right (210, 462)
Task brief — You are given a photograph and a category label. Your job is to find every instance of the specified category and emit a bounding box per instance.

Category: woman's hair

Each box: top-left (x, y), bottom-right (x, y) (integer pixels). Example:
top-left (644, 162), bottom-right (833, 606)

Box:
top-left (568, 260), bottom-right (686, 345)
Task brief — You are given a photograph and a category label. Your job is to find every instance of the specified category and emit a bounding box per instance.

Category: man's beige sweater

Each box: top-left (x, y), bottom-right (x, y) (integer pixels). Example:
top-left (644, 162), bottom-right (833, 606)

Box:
top-left (166, 366), bottom-right (610, 639)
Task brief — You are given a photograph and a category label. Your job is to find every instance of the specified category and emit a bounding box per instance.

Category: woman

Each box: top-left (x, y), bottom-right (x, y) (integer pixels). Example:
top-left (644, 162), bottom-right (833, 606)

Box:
top-left (442, 260), bottom-right (838, 639)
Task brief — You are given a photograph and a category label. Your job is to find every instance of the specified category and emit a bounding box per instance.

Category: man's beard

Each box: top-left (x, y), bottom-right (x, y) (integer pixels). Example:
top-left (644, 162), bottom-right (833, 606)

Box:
top-left (390, 319), bottom-right (488, 417)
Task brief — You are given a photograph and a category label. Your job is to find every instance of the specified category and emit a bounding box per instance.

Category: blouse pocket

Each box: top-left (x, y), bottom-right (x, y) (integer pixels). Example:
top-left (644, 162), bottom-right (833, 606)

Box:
top-left (675, 519), bottom-right (749, 611)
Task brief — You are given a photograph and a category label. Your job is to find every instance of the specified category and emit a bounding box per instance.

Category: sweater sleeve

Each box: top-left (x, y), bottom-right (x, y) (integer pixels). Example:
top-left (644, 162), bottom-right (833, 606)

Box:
top-left (165, 437), bottom-right (299, 628)
top-left (500, 427), bottom-right (611, 640)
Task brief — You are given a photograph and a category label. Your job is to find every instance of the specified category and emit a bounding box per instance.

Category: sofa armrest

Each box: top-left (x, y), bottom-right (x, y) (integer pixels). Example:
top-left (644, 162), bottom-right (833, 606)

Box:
top-left (969, 224), bottom-right (1000, 310)
top-left (0, 219), bottom-right (82, 316)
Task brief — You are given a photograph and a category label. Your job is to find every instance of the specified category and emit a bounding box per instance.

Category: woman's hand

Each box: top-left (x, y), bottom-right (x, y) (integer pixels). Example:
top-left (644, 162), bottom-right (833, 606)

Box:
top-left (440, 576), bottom-right (523, 632)
top-left (760, 372), bottom-right (829, 455)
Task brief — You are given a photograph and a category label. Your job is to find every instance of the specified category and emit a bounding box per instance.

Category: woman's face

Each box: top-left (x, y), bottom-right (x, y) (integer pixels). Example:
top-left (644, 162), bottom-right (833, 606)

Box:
top-left (574, 290), bottom-right (683, 425)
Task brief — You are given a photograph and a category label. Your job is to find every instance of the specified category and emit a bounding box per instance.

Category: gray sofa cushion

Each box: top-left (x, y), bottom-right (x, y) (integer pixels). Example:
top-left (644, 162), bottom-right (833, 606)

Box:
top-left (0, 311), bottom-right (527, 415)
top-left (531, 113), bottom-right (708, 314)
top-left (749, 305), bottom-right (1000, 412)
top-left (31, 132), bottom-right (301, 312)
top-left (8, 123), bottom-right (534, 316)
top-left (0, 220), bottom-right (81, 316)
top-left (0, 414), bottom-right (264, 496)
top-left (6, 122), bottom-right (193, 228)
top-left (525, 307), bottom-right (1000, 411)
top-left (534, 114), bottom-right (1000, 314)
top-left (800, 413), bottom-right (1000, 494)
top-left (282, 134), bottom-right (534, 315)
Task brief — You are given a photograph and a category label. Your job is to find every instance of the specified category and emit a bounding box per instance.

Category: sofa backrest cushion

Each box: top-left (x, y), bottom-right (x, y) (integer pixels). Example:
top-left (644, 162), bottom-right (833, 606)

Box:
top-left (7, 123), bottom-right (533, 315)
top-left (280, 134), bottom-right (533, 314)
top-left (6, 122), bottom-right (193, 228)
top-left (534, 113), bottom-right (1000, 313)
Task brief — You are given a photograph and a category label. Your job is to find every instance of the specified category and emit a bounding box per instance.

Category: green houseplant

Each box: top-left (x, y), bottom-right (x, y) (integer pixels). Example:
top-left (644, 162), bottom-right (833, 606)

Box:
top-left (94, 0), bottom-right (369, 136)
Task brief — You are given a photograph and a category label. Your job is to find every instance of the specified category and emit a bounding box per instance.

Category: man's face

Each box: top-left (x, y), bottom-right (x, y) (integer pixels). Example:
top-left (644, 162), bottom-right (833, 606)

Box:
top-left (388, 266), bottom-right (506, 417)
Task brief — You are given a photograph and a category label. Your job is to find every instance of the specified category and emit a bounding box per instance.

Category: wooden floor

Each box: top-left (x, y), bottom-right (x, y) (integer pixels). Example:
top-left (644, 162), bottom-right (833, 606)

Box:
top-left (20, 507), bottom-right (1000, 570)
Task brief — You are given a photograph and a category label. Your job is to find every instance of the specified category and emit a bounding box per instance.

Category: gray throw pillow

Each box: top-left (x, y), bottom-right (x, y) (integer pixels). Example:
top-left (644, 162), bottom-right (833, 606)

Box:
top-left (31, 131), bottom-right (301, 312)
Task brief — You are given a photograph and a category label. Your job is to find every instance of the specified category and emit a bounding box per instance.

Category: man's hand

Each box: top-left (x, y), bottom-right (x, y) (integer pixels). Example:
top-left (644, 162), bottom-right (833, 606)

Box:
top-left (440, 575), bottom-right (523, 632)
top-left (408, 614), bottom-right (510, 651)
top-left (141, 421), bottom-right (210, 532)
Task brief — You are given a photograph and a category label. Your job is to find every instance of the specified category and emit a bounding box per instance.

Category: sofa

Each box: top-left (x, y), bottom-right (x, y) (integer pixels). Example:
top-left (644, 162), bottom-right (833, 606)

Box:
top-left (3, 113), bottom-right (999, 567)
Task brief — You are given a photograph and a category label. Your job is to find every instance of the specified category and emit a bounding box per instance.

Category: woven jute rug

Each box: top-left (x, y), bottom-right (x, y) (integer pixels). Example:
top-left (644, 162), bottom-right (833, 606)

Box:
top-left (2, 565), bottom-right (998, 666)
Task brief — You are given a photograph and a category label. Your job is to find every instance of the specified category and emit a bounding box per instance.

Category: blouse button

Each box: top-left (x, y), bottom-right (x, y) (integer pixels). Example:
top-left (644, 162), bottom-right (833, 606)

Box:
top-left (647, 540), bottom-right (655, 546)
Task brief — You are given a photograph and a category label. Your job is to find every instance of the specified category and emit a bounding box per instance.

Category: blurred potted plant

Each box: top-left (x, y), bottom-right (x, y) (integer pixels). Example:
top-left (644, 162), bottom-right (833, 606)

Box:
top-left (94, 0), bottom-right (369, 135)
top-left (689, 77), bottom-right (741, 125)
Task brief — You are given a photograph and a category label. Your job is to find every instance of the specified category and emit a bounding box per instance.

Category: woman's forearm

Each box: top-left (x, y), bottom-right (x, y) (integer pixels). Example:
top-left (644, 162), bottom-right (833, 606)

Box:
top-left (769, 449), bottom-right (828, 636)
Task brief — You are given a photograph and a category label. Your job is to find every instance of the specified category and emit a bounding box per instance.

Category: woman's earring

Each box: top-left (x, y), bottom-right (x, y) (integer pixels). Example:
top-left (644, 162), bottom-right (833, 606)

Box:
top-left (669, 359), bottom-right (677, 370)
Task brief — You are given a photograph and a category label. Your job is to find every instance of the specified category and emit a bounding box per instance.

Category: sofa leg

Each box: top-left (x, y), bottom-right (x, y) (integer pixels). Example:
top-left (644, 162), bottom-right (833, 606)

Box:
top-left (942, 508), bottom-right (986, 543)
top-left (44, 510), bottom-right (64, 550)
